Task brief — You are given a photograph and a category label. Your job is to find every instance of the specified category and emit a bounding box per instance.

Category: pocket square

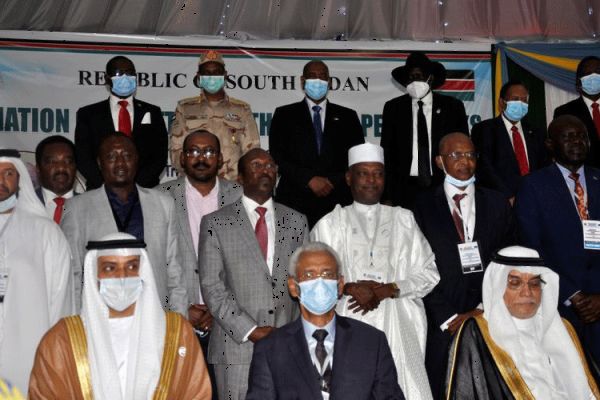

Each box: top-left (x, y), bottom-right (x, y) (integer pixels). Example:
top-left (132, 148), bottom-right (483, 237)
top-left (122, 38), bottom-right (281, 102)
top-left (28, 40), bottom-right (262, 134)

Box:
top-left (141, 112), bottom-right (151, 124)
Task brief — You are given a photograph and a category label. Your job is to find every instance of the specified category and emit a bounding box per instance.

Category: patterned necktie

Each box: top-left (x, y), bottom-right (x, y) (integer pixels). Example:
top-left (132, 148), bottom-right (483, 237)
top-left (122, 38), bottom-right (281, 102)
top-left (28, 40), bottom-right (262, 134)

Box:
top-left (592, 103), bottom-right (600, 139)
top-left (569, 172), bottom-right (589, 220)
top-left (452, 193), bottom-right (467, 242)
top-left (53, 197), bottom-right (65, 224)
top-left (417, 100), bottom-right (431, 186)
top-left (313, 329), bottom-right (331, 393)
top-left (312, 105), bottom-right (323, 154)
top-left (118, 100), bottom-right (132, 136)
top-left (255, 207), bottom-right (268, 260)
top-left (511, 126), bottom-right (529, 176)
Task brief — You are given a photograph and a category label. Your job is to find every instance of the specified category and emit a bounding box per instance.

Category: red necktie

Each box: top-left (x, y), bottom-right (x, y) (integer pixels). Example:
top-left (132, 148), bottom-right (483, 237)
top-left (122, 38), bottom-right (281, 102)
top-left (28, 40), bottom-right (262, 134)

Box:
top-left (452, 193), bottom-right (467, 242)
top-left (511, 126), bottom-right (529, 176)
top-left (255, 207), bottom-right (268, 261)
top-left (118, 100), bottom-right (132, 136)
top-left (592, 103), bottom-right (600, 139)
top-left (569, 172), bottom-right (589, 220)
top-left (53, 197), bottom-right (65, 224)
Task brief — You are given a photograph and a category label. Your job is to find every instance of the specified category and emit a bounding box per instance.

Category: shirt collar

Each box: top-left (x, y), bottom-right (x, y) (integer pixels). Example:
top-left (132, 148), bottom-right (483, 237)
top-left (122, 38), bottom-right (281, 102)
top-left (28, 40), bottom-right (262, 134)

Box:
top-left (41, 187), bottom-right (74, 204)
top-left (582, 95), bottom-right (598, 110)
top-left (352, 201), bottom-right (379, 215)
top-left (501, 113), bottom-right (524, 132)
top-left (185, 176), bottom-right (219, 198)
top-left (555, 162), bottom-right (585, 179)
top-left (305, 97), bottom-right (328, 112)
top-left (105, 185), bottom-right (139, 204)
top-left (241, 194), bottom-right (274, 214)
top-left (443, 179), bottom-right (475, 198)
top-left (200, 91), bottom-right (229, 106)
top-left (411, 90), bottom-right (433, 105)
top-left (301, 314), bottom-right (336, 342)
top-left (109, 93), bottom-right (134, 108)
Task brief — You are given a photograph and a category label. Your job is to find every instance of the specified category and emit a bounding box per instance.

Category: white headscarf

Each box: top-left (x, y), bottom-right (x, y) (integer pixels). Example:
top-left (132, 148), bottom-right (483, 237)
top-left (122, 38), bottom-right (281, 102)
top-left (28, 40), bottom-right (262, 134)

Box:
top-left (81, 232), bottom-right (166, 400)
top-left (483, 246), bottom-right (593, 400)
top-left (0, 151), bottom-right (47, 218)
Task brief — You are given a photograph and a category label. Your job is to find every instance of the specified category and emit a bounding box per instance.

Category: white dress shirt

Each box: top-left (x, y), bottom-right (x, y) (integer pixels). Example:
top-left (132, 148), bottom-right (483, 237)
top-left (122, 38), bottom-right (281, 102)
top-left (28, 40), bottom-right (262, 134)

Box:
top-left (443, 181), bottom-right (476, 242)
top-left (302, 315), bottom-right (336, 400)
top-left (305, 97), bottom-right (327, 131)
top-left (41, 187), bottom-right (74, 220)
top-left (109, 94), bottom-right (134, 131)
top-left (502, 114), bottom-right (530, 164)
top-left (108, 315), bottom-right (135, 399)
top-left (409, 91), bottom-right (433, 176)
top-left (582, 95), bottom-right (599, 120)
top-left (556, 163), bottom-right (587, 211)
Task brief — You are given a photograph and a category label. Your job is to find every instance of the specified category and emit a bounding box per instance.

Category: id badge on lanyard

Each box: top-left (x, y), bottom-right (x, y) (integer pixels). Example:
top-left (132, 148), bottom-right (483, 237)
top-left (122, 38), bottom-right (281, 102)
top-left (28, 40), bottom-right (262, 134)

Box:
top-left (458, 242), bottom-right (483, 274)
top-left (582, 220), bottom-right (600, 250)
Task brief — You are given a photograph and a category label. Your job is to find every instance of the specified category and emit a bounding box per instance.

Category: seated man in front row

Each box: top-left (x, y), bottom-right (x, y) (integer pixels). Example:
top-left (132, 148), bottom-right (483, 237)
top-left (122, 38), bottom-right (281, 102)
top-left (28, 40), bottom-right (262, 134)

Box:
top-left (246, 242), bottom-right (404, 400)
top-left (29, 233), bottom-right (212, 400)
top-left (446, 246), bottom-right (599, 399)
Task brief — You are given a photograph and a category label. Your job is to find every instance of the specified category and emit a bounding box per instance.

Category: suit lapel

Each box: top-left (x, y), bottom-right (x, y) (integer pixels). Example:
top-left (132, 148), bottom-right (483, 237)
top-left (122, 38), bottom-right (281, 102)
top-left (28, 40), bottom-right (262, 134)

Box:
top-left (585, 167), bottom-right (600, 220)
top-left (330, 316), bottom-right (352, 397)
top-left (132, 99), bottom-right (144, 135)
top-left (231, 200), bottom-right (271, 275)
top-left (173, 178), bottom-right (196, 255)
top-left (435, 186), bottom-right (462, 243)
top-left (100, 99), bottom-right (115, 132)
top-left (549, 164), bottom-right (582, 221)
top-left (96, 186), bottom-right (119, 233)
top-left (472, 187), bottom-right (487, 241)
top-left (494, 117), bottom-right (520, 173)
top-left (576, 97), bottom-right (595, 126)
top-left (521, 119), bottom-right (538, 167)
top-left (271, 204), bottom-right (287, 283)
top-left (300, 100), bottom-right (321, 157)
top-left (287, 319), bottom-right (323, 397)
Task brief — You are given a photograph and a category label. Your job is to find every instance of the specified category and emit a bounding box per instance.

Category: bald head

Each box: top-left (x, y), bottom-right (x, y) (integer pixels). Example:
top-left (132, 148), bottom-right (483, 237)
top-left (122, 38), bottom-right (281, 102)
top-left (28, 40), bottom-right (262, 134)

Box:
top-left (436, 132), bottom-right (477, 184)
top-left (439, 132), bottom-right (472, 154)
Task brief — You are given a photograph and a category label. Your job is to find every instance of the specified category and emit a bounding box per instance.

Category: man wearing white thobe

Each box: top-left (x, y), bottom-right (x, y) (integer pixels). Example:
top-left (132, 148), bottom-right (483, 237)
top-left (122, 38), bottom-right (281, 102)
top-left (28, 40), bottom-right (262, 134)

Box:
top-left (0, 149), bottom-right (73, 394)
top-left (311, 143), bottom-right (439, 400)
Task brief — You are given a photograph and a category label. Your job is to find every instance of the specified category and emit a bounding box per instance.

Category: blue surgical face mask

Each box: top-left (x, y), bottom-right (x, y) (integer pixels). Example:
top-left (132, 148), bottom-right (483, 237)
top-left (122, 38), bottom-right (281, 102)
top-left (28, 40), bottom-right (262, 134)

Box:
top-left (503, 100), bottom-right (528, 122)
top-left (99, 276), bottom-right (143, 312)
top-left (111, 75), bottom-right (137, 97)
top-left (200, 75), bottom-right (225, 94)
top-left (297, 278), bottom-right (338, 315)
top-left (0, 194), bottom-right (17, 213)
top-left (304, 79), bottom-right (329, 101)
top-left (581, 73), bottom-right (600, 96)
top-left (442, 161), bottom-right (476, 188)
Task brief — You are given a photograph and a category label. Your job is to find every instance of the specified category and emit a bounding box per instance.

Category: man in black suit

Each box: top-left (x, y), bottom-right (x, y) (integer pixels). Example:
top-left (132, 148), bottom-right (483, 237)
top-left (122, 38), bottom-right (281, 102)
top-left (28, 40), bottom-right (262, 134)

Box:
top-left (246, 242), bottom-right (404, 400)
top-left (554, 56), bottom-right (600, 167)
top-left (413, 132), bottom-right (515, 399)
top-left (471, 80), bottom-right (547, 203)
top-left (75, 56), bottom-right (168, 189)
top-left (269, 60), bottom-right (364, 227)
top-left (381, 52), bottom-right (469, 209)
top-left (34, 135), bottom-right (77, 223)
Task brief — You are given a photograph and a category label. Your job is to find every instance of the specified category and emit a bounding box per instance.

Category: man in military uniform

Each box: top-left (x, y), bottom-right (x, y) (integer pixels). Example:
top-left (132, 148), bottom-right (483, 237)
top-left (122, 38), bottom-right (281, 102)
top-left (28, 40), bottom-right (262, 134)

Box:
top-left (170, 50), bottom-right (260, 180)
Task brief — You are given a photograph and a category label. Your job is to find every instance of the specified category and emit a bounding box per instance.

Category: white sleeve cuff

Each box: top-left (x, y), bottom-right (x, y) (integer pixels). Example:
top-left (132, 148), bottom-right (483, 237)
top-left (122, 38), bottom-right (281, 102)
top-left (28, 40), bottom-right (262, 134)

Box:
top-left (440, 314), bottom-right (458, 332)
top-left (242, 325), bottom-right (258, 343)
top-left (564, 290), bottom-right (582, 307)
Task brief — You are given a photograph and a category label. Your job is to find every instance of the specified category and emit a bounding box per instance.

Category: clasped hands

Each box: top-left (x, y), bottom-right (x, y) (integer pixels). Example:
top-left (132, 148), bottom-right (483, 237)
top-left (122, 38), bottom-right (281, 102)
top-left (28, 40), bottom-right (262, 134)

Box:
top-left (571, 293), bottom-right (600, 324)
top-left (344, 280), bottom-right (397, 315)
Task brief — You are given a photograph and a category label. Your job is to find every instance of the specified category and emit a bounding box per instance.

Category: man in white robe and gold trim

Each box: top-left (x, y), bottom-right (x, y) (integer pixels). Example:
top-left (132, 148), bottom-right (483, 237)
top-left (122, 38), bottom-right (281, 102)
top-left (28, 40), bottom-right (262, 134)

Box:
top-left (311, 142), bottom-right (440, 400)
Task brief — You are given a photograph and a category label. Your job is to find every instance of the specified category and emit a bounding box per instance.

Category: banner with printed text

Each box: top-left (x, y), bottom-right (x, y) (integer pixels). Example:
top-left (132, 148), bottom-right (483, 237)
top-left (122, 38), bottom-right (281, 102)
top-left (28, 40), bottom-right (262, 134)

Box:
top-left (0, 34), bottom-right (492, 180)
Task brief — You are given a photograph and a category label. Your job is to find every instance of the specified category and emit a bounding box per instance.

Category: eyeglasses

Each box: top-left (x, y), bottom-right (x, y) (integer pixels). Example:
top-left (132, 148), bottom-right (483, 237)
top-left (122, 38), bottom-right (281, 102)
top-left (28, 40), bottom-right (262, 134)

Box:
top-left (184, 148), bottom-right (218, 159)
top-left (248, 161), bottom-right (278, 173)
top-left (297, 270), bottom-right (338, 281)
top-left (440, 151), bottom-right (479, 161)
top-left (506, 276), bottom-right (546, 291)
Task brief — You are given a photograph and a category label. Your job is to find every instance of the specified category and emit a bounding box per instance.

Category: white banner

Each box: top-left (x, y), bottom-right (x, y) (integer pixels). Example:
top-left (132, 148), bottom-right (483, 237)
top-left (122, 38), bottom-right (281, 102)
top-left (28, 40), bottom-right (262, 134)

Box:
top-left (0, 32), bottom-right (492, 180)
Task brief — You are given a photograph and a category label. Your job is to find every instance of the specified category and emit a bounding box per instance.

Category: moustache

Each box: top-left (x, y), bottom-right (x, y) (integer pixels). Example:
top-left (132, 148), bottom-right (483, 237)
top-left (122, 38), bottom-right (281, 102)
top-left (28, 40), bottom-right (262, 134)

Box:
top-left (52, 171), bottom-right (69, 179)
top-left (192, 161), bottom-right (210, 170)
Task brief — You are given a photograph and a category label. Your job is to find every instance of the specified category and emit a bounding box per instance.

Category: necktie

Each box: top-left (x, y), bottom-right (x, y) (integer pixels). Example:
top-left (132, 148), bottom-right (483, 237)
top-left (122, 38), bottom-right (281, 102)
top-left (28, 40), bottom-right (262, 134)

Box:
top-left (569, 172), bottom-right (589, 220)
top-left (118, 100), bottom-right (132, 137)
top-left (312, 105), bottom-right (323, 154)
top-left (417, 100), bottom-right (431, 186)
top-left (511, 126), bottom-right (529, 176)
top-left (592, 103), bottom-right (600, 139)
top-left (452, 193), bottom-right (467, 242)
top-left (313, 329), bottom-right (331, 393)
top-left (255, 207), bottom-right (268, 261)
top-left (53, 197), bottom-right (65, 224)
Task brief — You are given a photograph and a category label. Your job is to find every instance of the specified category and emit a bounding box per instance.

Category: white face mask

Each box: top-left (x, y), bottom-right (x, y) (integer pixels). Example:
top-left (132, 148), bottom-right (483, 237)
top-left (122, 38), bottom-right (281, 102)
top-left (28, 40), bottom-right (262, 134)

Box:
top-left (0, 194), bottom-right (17, 213)
top-left (441, 160), bottom-right (476, 188)
top-left (406, 80), bottom-right (431, 99)
top-left (99, 277), bottom-right (143, 312)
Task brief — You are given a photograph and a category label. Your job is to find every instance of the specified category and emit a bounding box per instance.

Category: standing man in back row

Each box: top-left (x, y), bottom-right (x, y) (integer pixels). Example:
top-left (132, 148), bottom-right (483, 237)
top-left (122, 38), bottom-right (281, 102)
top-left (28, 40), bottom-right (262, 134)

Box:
top-left (170, 50), bottom-right (260, 180)
top-left (381, 52), bottom-right (468, 209)
top-left (269, 60), bottom-right (364, 228)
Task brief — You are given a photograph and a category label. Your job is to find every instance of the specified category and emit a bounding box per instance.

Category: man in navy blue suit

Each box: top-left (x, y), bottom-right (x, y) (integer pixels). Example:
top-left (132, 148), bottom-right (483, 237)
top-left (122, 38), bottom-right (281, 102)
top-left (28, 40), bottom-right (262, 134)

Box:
top-left (246, 242), bottom-right (404, 400)
top-left (516, 114), bottom-right (600, 367)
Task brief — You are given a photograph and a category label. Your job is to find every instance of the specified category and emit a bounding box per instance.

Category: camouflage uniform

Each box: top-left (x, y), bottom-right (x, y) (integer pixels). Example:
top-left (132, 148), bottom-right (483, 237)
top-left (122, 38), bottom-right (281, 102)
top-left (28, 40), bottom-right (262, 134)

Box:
top-left (169, 92), bottom-right (260, 180)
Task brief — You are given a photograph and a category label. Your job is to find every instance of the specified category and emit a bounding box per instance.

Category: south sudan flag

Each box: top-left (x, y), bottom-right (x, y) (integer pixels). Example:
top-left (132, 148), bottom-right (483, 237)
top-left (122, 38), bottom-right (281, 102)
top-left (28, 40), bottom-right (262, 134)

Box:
top-left (436, 70), bottom-right (475, 102)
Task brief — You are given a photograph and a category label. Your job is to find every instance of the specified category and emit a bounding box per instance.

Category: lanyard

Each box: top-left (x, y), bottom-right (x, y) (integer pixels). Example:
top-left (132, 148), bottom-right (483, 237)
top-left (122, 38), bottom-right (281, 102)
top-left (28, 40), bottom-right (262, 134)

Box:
top-left (348, 204), bottom-right (382, 268)
top-left (450, 196), bottom-right (472, 242)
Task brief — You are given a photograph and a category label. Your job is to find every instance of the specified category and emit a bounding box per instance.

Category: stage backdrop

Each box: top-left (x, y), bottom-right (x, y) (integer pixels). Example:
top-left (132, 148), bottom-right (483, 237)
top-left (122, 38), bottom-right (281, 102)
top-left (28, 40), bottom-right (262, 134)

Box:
top-left (0, 32), bottom-right (492, 181)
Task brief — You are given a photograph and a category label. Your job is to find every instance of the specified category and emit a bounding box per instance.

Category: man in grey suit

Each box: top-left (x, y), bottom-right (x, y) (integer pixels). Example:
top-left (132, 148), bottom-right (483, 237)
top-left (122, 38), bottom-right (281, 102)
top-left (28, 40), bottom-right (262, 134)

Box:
top-left (157, 129), bottom-right (241, 399)
top-left (199, 148), bottom-right (308, 400)
top-left (61, 132), bottom-right (187, 314)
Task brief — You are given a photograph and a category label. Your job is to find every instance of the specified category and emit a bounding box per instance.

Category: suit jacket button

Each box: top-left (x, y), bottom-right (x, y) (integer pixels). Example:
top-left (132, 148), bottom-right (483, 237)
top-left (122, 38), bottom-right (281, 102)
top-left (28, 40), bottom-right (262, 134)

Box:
top-left (194, 269), bottom-right (199, 274)
top-left (271, 282), bottom-right (276, 288)
top-left (268, 310), bottom-right (274, 314)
